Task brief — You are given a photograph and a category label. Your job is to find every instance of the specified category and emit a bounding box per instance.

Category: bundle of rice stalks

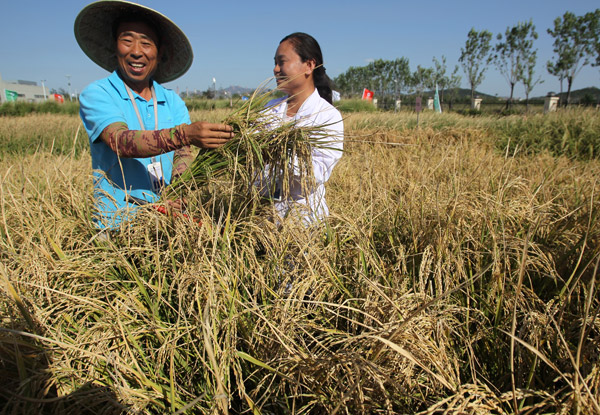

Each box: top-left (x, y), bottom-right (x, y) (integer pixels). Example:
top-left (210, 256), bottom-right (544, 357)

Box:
top-left (165, 81), bottom-right (336, 209)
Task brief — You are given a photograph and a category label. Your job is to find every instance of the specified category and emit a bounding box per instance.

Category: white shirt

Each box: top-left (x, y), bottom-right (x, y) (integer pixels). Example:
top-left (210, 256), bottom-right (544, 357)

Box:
top-left (261, 88), bottom-right (344, 224)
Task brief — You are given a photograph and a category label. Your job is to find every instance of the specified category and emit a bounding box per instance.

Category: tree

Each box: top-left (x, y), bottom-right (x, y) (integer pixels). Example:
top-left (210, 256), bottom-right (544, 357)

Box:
top-left (547, 10), bottom-right (598, 106)
top-left (446, 67), bottom-right (462, 111)
top-left (202, 88), bottom-right (215, 99)
top-left (333, 66), bottom-right (367, 97)
top-left (333, 58), bottom-right (411, 99)
top-left (432, 56), bottom-right (448, 107)
top-left (332, 71), bottom-right (350, 97)
top-left (368, 59), bottom-right (388, 97)
top-left (592, 13), bottom-right (600, 106)
top-left (493, 20), bottom-right (538, 109)
top-left (432, 56), bottom-right (461, 110)
top-left (521, 49), bottom-right (543, 111)
top-left (546, 59), bottom-right (569, 97)
top-left (586, 10), bottom-right (600, 69)
top-left (411, 65), bottom-right (434, 97)
top-left (459, 28), bottom-right (493, 108)
top-left (388, 58), bottom-right (411, 99)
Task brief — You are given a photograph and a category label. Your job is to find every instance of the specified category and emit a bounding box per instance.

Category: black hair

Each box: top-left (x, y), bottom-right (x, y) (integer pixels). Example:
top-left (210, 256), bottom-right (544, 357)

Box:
top-left (280, 32), bottom-right (333, 104)
top-left (112, 12), bottom-right (162, 49)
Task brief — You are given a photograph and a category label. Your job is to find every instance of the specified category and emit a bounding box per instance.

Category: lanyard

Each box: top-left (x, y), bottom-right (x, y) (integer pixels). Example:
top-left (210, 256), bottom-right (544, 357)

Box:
top-left (124, 83), bottom-right (158, 163)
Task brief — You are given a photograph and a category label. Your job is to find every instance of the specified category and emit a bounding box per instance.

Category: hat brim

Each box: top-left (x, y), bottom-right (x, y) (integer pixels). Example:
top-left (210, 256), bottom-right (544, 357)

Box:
top-left (74, 0), bottom-right (193, 84)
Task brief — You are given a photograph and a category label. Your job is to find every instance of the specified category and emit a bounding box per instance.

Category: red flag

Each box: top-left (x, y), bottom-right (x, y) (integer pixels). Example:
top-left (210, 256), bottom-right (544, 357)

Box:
top-left (362, 88), bottom-right (374, 101)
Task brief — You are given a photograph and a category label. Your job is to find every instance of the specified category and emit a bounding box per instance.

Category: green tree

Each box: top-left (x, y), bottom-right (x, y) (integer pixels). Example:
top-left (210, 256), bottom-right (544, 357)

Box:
top-left (333, 66), bottom-right (368, 97)
top-left (521, 48), bottom-right (543, 111)
top-left (546, 59), bottom-right (568, 98)
top-left (411, 65), bottom-right (434, 99)
top-left (494, 20), bottom-right (538, 109)
top-left (592, 12), bottom-right (600, 106)
top-left (547, 10), bottom-right (599, 106)
top-left (432, 56), bottom-right (448, 107)
top-left (459, 28), bottom-right (493, 108)
top-left (586, 10), bottom-right (600, 69)
top-left (388, 58), bottom-right (412, 99)
top-left (333, 58), bottom-right (411, 100)
top-left (446, 66), bottom-right (462, 111)
top-left (368, 59), bottom-right (388, 97)
top-left (432, 56), bottom-right (461, 111)
top-left (332, 72), bottom-right (350, 97)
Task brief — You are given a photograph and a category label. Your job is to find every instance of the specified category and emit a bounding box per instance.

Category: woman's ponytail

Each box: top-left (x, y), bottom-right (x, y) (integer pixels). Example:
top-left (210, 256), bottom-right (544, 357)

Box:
top-left (314, 66), bottom-right (333, 104)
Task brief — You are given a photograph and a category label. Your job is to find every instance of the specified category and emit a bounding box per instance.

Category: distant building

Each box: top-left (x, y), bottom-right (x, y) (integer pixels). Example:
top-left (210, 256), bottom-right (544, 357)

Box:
top-left (0, 73), bottom-right (48, 104)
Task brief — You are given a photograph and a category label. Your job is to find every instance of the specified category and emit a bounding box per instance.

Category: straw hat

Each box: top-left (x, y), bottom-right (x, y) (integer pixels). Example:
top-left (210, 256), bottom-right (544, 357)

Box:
top-left (74, 0), bottom-right (193, 83)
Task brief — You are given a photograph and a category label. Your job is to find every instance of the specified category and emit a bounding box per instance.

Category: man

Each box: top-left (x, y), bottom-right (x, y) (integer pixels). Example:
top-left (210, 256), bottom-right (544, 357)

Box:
top-left (75, 1), bottom-right (233, 228)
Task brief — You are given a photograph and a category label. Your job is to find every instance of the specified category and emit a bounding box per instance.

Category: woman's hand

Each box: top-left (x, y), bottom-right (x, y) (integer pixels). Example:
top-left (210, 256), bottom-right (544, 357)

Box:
top-left (184, 122), bottom-right (234, 149)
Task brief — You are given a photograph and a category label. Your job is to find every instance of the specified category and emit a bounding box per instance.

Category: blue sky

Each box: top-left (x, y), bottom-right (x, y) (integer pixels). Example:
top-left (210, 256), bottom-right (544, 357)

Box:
top-left (1, 0), bottom-right (598, 98)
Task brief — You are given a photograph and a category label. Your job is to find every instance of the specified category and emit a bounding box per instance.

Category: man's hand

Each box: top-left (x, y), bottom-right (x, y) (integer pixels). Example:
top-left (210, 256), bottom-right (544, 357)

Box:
top-left (165, 197), bottom-right (186, 212)
top-left (184, 122), bottom-right (234, 149)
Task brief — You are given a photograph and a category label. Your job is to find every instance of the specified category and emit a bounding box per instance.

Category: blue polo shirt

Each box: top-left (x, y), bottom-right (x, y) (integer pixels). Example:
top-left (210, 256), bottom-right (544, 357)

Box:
top-left (79, 71), bottom-right (191, 228)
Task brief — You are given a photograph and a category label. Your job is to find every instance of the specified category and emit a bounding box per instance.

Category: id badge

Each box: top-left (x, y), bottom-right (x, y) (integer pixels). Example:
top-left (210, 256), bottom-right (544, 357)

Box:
top-left (147, 160), bottom-right (164, 193)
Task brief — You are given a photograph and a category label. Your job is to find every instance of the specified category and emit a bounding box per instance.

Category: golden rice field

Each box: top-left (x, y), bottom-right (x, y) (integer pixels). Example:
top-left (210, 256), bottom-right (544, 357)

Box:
top-left (0, 107), bottom-right (599, 414)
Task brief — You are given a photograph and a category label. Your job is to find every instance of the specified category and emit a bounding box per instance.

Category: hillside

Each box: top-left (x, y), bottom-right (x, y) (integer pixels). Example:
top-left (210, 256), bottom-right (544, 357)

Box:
top-left (552, 86), bottom-right (600, 103)
top-left (424, 86), bottom-right (599, 103)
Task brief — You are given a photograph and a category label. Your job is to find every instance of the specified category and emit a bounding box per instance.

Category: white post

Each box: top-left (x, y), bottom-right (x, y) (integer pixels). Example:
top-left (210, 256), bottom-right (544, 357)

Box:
top-left (544, 94), bottom-right (559, 114)
top-left (427, 98), bottom-right (434, 110)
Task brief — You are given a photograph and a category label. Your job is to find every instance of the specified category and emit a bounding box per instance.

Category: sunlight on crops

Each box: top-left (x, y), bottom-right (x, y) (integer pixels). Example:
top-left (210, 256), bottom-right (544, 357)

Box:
top-left (1, 107), bottom-right (599, 414)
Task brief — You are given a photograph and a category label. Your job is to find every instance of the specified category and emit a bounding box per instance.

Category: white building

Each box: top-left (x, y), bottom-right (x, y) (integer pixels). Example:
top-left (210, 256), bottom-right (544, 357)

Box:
top-left (0, 73), bottom-right (48, 104)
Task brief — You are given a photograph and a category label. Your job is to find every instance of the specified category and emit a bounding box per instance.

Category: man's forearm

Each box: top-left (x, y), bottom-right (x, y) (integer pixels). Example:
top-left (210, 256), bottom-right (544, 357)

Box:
top-left (100, 122), bottom-right (190, 158)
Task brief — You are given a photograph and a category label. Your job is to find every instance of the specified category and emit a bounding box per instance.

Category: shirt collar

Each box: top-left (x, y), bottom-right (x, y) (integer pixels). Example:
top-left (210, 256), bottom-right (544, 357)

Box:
top-left (108, 70), bottom-right (166, 103)
top-left (294, 88), bottom-right (319, 118)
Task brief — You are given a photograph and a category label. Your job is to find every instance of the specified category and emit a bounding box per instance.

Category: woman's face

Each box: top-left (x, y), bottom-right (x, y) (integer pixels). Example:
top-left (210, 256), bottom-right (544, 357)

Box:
top-left (273, 40), bottom-right (314, 95)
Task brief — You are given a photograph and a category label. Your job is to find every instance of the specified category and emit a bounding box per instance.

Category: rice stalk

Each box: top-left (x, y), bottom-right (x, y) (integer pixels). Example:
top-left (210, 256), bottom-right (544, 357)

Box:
top-left (165, 80), bottom-right (337, 211)
top-left (1, 109), bottom-right (599, 414)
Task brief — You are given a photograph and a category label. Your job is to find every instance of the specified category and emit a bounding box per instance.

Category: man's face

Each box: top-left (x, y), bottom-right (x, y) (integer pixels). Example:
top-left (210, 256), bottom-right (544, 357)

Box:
top-left (115, 21), bottom-right (161, 91)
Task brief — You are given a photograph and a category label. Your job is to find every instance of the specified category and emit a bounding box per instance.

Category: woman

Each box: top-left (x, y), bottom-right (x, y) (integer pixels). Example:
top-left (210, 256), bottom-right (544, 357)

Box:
top-left (261, 32), bottom-right (344, 225)
top-left (75, 1), bottom-right (233, 229)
